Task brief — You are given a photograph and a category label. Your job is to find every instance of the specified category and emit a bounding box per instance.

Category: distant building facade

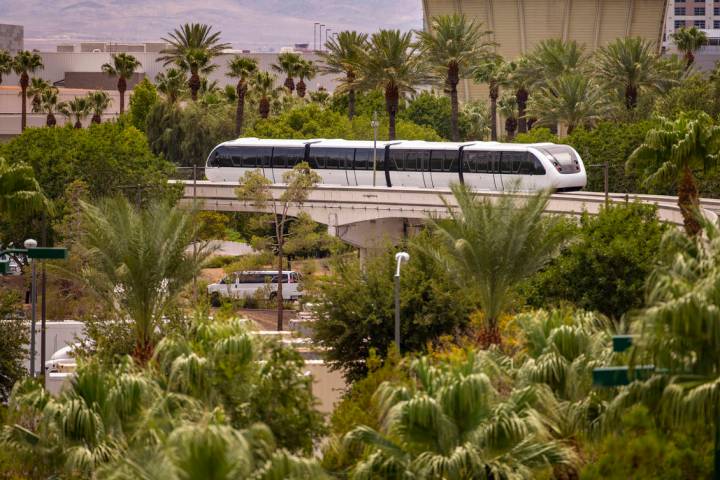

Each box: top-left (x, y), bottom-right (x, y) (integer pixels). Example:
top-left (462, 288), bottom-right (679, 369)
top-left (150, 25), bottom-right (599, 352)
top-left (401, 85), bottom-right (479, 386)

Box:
top-left (56, 41), bottom-right (170, 53)
top-left (421, 0), bottom-right (667, 102)
top-left (664, 0), bottom-right (720, 70)
top-left (0, 24), bottom-right (23, 53)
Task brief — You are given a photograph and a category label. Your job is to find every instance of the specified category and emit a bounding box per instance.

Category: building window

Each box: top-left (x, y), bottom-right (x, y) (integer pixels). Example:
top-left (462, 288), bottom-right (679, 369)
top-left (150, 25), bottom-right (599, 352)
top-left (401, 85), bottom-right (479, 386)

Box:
top-left (694, 7), bottom-right (705, 16)
top-left (675, 20), bottom-right (685, 29)
top-left (715, 20), bottom-right (720, 29)
top-left (715, 7), bottom-right (720, 16)
top-left (695, 20), bottom-right (706, 28)
top-left (675, 6), bottom-right (686, 15)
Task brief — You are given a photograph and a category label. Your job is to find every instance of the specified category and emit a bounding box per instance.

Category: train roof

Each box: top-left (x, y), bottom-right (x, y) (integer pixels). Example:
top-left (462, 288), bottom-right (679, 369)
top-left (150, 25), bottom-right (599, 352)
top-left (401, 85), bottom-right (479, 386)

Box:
top-left (218, 138), bottom-right (574, 151)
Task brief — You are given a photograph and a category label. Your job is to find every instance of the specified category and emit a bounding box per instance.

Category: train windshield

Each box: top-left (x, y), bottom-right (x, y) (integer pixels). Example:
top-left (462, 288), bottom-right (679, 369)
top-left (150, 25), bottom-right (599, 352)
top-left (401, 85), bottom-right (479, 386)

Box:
top-left (538, 146), bottom-right (580, 173)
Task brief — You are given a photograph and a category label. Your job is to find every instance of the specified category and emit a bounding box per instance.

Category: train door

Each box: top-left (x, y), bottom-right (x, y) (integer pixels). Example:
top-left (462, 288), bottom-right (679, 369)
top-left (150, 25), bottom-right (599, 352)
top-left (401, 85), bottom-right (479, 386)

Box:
top-left (429, 150), bottom-right (458, 188)
top-left (491, 153), bottom-right (504, 191)
top-left (419, 150), bottom-right (433, 188)
top-left (353, 148), bottom-right (378, 186)
top-left (462, 150), bottom-right (495, 190)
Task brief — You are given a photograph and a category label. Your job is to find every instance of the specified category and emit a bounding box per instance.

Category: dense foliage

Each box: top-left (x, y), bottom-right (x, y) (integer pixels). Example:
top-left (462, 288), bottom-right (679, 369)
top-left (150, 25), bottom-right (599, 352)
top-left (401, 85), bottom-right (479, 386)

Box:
top-left (0, 290), bottom-right (26, 403)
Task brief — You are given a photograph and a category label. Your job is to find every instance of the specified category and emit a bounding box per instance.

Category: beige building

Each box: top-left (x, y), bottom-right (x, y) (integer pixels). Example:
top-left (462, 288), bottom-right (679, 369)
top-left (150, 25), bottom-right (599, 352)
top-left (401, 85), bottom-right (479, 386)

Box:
top-left (421, 0), bottom-right (669, 102)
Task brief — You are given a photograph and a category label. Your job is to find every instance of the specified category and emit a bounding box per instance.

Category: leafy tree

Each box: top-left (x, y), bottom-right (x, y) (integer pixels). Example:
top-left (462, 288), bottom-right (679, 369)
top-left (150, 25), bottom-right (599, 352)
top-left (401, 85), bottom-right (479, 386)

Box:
top-left (497, 93), bottom-right (518, 140)
top-left (653, 73), bottom-right (720, 119)
top-left (524, 203), bottom-right (667, 319)
top-left (272, 52), bottom-right (302, 93)
top-left (158, 23), bottom-right (231, 101)
top-left (328, 88), bottom-right (387, 119)
top-left (344, 354), bottom-right (576, 479)
top-left (128, 77), bottom-right (158, 131)
top-left (101, 52), bottom-right (141, 114)
top-left (0, 291), bottom-right (26, 402)
top-left (226, 56), bottom-right (258, 135)
top-left (356, 30), bottom-right (426, 140)
top-left (76, 197), bottom-right (210, 362)
top-left (284, 211), bottom-right (343, 258)
top-left (12, 50), bottom-right (44, 131)
top-left (295, 59), bottom-right (316, 98)
top-left (311, 233), bottom-right (474, 381)
top-left (155, 67), bottom-right (187, 104)
top-left (462, 100), bottom-right (491, 140)
top-left (627, 112), bottom-right (720, 235)
top-left (0, 49), bottom-right (11, 85)
top-left (236, 163), bottom-right (320, 330)
top-left (197, 211), bottom-right (230, 240)
top-left (522, 38), bottom-right (588, 87)
top-left (671, 26), bottom-right (708, 69)
top-left (59, 96), bottom-right (90, 128)
top-left (422, 184), bottom-right (573, 346)
top-left (416, 14), bottom-right (493, 141)
top-left (87, 90), bottom-right (111, 124)
top-left (402, 91), bottom-right (471, 140)
top-left (473, 55), bottom-right (507, 141)
top-left (526, 73), bottom-right (606, 135)
top-left (319, 31), bottom-right (369, 119)
top-left (0, 156), bottom-right (48, 218)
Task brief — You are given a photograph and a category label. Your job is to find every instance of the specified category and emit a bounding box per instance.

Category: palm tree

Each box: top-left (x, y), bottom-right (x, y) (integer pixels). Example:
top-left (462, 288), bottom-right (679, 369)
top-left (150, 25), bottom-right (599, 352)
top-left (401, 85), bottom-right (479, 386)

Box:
top-left (416, 14), bottom-right (494, 141)
top-left (473, 55), bottom-right (507, 141)
top-left (594, 37), bottom-right (670, 110)
top-left (0, 49), bottom-right (11, 86)
top-left (627, 112), bottom-right (720, 236)
top-left (87, 90), bottom-right (111, 124)
top-left (25, 77), bottom-right (51, 113)
top-left (12, 50), bottom-right (44, 131)
top-left (498, 94), bottom-right (518, 140)
top-left (318, 31), bottom-right (368, 120)
top-left (227, 56), bottom-right (257, 135)
top-left (506, 57), bottom-right (534, 133)
top-left (0, 157), bottom-right (48, 219)
top-left (526, 73), bottom-right (606, 135)
top-left (271, 52), bottom-right (302, 93)
top-left (101, 53), bottom-right (141, 115)
top-left (59, 96), bottom-right (91, 128)
top-left (39, 88), bottom-right (60, 126)
top-left (155, 68), bottom-right (187, 104)
top-left (158, 23), bottom-right (231, 101)
top-left (76, 197), bottom-right (210, 362)
top-left (356, 30), bottom-right (426, 140)
top-left (671, 26), bottom-right (708, 69)
top-left (295, 59), bottom-right (316, 98)
top-left (422, 184), bottom-right (572, 346)
top-left (253, 71), bottom-right (276, 119)
top-left (523, 38), bottom-right (588, 86)
top-left (345, 354), bottom-right (576, 478)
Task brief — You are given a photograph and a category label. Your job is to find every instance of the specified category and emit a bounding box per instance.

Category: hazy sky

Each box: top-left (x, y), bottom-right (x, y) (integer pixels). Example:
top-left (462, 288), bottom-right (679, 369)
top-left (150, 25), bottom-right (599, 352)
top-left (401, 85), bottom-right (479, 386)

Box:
top-left (1, 0), bottom-right (425, 51)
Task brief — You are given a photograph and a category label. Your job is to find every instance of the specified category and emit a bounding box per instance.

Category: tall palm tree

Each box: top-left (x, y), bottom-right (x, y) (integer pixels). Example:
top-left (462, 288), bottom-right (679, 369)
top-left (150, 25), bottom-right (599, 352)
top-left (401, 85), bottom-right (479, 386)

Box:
top-left (356, 30), bottom-right (426, 140)
top-left (318, 31), bottom-right (368, 120)
top-left (59, 96), bottom-right (91, 128)
top-left (627, 112), bottom-right (720, 236)
top-left (271, 52), bottom-right (302, 93)
top-left (253, 71), bottom-right (276, 119)
top-left (671, 26), bottom-right (708, 69)
top-left (526, 73), bottom-right (606, 135)
top-left (473, 55), bottom-right (507, 141)
top-left (295, 59), bottom-right (316, 98)
top-left (422, 184), bottom-right (572, 346)
top-left (155, 68), bottom-right (187, 104)
top-left (523, 38), bottom-right (588, 86)
top-left (416, 14), bottom-right (494, 141)
top-left (506, 57), bottom-right (533, 133)
top-left (498, 93), bottom-right (518, 140)
top-left (40, 88), bottom-right (60, 126)
top-left (226, 56), bottom-right (258, 135)
top-left (87, 90), bottom-right (111, 124)
top-left (158, 23), bottom-right (231, 101)
top-left (594, 37), bottom-right (670, 110)
top-left (101, 53), bottom-right (141, 114)
top-left (0, 157), bottom-right (48, 219)
top-left (345, 354), bottom-right (576, 478)
top-left (25, 77), bottom-right (51, 113)
top-left (0, 49), bottom-right (11, 86)
top-left (12, 50), bottom-right (44, 131)
top-left (77, 197), bottom-right (210, 362)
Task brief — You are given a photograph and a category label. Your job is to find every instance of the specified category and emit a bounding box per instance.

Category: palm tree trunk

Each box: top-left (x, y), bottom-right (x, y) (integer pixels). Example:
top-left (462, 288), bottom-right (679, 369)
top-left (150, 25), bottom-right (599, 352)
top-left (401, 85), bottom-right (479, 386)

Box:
top-left (118, 77), bottom-right (127, 114)
top-left (449, 64), bottom-right (460, 142)
top-left (348, 88), bottom-right (356, 121)
top-left (74, 120), bottom-right (82, 129)
top-left (189, 73), bottom-right (200, 101)
top-left (92, 114), bottom-right (101, 124)
top-left (386, 85), bottom-right (399, 141)
top-left (479, 321), bottom-right (501, 348)
top-left (625, 84), bottom-right (638, 110)
top-left (517, 88), bottom-right (528, 133)
top-left (259, 97), bottom-right (270, 119)
top-left (236, 81), bottom-right (247, 136)
top-left (46, 113), bottom-right (56, 127)
top-left (678, 164), bottom-right (701, 236)
top-left (505, 117), bottom-right (517, 141)
top-left (276, 239), bottom-right (284, 331)
top-left (20, 73), bottom-right (29, 131)
top-left (296, 79), bottom-right (307, 98)
top-left (284, 76), bottom-right (295, 93)
top-left (685, 51), bottom-right (694, 69)
top-left (489, 82), bottom-right (498, 141)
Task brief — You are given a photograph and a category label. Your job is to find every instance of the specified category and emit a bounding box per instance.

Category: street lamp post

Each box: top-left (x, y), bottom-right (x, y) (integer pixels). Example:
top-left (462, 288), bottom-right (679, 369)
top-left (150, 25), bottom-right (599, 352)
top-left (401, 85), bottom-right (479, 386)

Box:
top-left (394, 251), bottom-right (410, 353)
top-left (371, 111), bottom-right (379, 187)
top-left (24, 238), bottom-right (38, 377)
top-left (314, 22), bottom-right (319, 51)
top-left (319, 24), bottom-right (325, 51)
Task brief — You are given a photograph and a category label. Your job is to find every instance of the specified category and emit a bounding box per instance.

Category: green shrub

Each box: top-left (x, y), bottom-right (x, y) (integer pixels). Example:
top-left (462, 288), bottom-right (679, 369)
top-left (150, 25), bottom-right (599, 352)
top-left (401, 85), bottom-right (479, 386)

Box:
top-left (128, 78), bottom-right (159, 132)
top-left (0, 290), bottom-right (26, 402)
top-left (400, 91), bottom-right (472, 140)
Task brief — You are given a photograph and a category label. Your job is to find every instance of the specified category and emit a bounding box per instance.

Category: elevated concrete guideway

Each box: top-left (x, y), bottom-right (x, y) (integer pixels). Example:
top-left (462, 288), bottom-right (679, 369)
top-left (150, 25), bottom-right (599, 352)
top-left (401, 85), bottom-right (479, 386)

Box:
top-left (177, 181), bottom-right (718, 251)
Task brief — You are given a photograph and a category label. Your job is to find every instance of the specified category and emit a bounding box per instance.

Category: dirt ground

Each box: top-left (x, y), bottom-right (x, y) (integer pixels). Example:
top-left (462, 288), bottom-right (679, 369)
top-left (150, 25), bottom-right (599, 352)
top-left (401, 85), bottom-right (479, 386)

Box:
top-left (237, 308), bottom-right (297, 331)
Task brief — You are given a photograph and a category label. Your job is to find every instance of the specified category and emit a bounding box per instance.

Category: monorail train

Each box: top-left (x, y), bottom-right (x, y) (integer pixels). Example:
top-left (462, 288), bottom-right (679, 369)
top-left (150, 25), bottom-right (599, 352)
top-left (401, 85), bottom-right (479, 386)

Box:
top-left (205, 138), bottom-right (587, 192)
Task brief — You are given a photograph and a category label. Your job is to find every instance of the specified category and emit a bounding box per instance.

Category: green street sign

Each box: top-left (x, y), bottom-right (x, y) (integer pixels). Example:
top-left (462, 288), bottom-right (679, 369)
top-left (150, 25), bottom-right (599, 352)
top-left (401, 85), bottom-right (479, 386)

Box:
top-left (0, 261), bottom-right (8, 275)
top-left (27, 247), bottom-right (68, 260)
top-left (592, 365), bottom-right (655, 387)
top-left (612, 335), bottom-right (635, 353)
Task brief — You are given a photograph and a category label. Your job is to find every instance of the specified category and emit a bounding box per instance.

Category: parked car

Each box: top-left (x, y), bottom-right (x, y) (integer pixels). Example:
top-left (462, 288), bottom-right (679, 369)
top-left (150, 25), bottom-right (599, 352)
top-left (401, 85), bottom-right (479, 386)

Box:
top-left (207, 270), bottom-right (303, 306)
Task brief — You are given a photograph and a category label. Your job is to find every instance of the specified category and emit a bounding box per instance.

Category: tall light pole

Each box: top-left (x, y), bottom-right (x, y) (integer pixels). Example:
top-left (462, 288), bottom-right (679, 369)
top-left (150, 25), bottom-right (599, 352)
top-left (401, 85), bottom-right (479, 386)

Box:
top-left (394, 251), bottom-right (410, 353)
top-left (326, 29), bottom-right (331, 47)
top-left (314, 22), bottom-right (319, 51)
top-left (371, 111), bottom-right (379, 187)
top-left (24, 238), bottom-right (37, 377)
top-left (320, 24), bottom-right (325, 51)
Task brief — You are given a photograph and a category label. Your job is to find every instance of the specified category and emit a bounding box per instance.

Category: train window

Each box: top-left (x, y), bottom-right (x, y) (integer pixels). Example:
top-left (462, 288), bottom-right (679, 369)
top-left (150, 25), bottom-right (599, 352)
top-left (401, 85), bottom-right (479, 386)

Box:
top-left (431, 151), bottom-right (458, 172)
top-left (232, 147), bottom-right (272, 168)
top-left (500, 152), bottom-right (525, 174)
top-left (310, 148), bottom-right (354, 170)
top-left (464, 151), bottom-right (496, 173)
top-left (530, 153), bottom-right (547, 175)
top-left (208, 147), bottom-right (233, 167)
top-left (354, 149), bottom-right (372, 170)
top-left (272, 148), bottom-right (304, 168)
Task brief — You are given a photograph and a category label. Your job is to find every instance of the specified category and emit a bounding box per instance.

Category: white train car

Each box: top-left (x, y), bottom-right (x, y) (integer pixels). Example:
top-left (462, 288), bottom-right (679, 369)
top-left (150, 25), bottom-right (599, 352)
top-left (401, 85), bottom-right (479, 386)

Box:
top-left (205, 138), bottom-right (586, 192)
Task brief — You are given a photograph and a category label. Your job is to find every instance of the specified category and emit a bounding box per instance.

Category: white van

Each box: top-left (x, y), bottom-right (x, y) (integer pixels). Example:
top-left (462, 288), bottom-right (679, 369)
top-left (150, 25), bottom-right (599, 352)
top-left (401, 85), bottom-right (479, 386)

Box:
top-left (207, 270), bottom-right (303, 305)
